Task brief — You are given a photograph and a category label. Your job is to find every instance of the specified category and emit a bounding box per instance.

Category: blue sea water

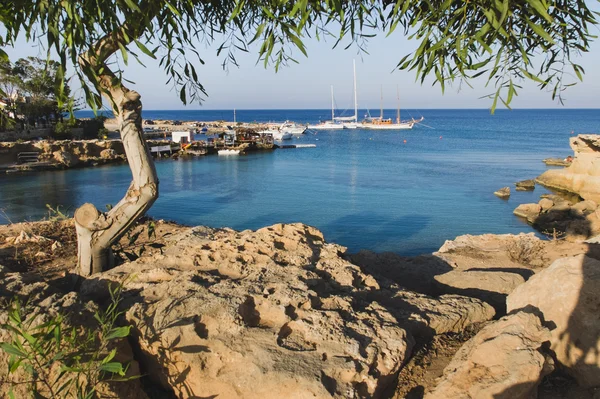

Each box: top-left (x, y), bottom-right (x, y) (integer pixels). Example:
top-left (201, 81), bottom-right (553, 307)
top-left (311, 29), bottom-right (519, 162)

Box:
top-left (1, 109), bottom-right (599, 255)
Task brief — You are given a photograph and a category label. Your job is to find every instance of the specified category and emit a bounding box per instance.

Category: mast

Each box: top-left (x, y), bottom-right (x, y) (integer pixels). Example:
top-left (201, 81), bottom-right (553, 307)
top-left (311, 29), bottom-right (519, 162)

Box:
top-left (353, 59), bottom-right (358, 122)
top-left (233, 108), bottom-right (236, 124)
top-left (380, 85), bottom-right (383, 120)
top-left (330, 85), bottom-right (334, 121)
top-left (396, 85), bottom-right (401, 123)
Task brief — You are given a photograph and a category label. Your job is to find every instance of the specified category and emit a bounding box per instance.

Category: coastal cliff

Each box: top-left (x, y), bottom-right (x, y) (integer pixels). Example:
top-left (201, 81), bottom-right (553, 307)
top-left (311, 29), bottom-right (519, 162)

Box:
top-left (537, 134), bottom-right (600, 202)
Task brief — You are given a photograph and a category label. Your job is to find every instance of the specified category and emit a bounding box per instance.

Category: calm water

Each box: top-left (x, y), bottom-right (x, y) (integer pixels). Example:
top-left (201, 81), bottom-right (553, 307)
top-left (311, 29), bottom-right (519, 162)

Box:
top-left (1, 109), bottom-right (599, 255)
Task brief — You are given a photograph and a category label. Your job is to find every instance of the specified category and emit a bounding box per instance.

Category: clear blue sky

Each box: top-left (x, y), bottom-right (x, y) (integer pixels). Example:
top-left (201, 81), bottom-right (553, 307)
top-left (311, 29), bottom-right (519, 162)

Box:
top-left (4, 22), bottom-right (600, 110)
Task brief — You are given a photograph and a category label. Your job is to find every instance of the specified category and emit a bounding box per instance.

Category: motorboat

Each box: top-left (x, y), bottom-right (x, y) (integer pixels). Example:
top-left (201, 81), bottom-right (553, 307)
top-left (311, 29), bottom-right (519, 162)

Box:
top-left (280, 121), bottom-right (307, 135)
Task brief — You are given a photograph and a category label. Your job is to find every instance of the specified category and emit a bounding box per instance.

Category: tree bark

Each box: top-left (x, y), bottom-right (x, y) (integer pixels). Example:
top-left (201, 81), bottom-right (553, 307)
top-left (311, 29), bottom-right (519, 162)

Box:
top-left (75, 87), bottom-right (158, 276)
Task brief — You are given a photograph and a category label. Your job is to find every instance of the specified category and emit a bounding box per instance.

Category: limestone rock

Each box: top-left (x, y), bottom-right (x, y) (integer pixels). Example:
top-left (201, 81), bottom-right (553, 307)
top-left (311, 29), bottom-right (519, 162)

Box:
top-left (494, 187), bottom-right (511, 198)
top-left (100, 148), bottom-right (117, 159)
top-left (514, 203), bottom-right (542, 223)
top-left (80, 223), bottom-right (495, 398)
top-left (507, 255), bottom-right (600, 388)
top-left (52, 150), bottom-right (79, 167)
top-left (537, 135), bottom-right (600, 202)
top-left (539, 198), bottom-right (554, 211)
top-left (516, 179), bottom-right (536, 191)
top-left (0, 267), bottom-right (146, 399)
top-left (425, 312), bottom-right (552, 399)
top-left (572, 199), bottom-right (598, 214)
top-left (351, 233), bottom-right (586, 316)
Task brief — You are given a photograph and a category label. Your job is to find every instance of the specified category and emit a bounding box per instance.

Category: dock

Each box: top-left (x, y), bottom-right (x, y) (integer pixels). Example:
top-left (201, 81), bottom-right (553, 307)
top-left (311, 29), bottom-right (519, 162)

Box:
top-left (275, 144), bottom-right (317, 149)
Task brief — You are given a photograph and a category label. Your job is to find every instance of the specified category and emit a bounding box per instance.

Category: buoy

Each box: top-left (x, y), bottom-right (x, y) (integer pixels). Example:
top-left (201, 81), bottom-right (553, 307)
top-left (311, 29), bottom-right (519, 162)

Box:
top-left (403, 139), bottom-right (407, 144)
top-left (440, 136), bottom-right (443, 139)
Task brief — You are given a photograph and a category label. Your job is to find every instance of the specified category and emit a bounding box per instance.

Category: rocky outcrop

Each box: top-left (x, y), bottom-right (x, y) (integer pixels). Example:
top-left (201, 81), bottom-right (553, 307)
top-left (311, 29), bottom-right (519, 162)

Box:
top-left (494, 187), bottom-right (511, 198)
top-left (425, 312), bottom-right (552, 399)
top-left (351, 233), bottom-right (587, 315)
top-left (80, 223), bottom-right (494, 398)
top-left (0, 265), bottom-right (146, 399)
top-left (537, 135), bottom-right (600, 202)
top-left (516, 179), bottom-right (536, 191)
top-left (507, 255), bottom-right (600, 388)
top-left (513, 203), bottom-right (542, 223)
top-left (52, 150), bottom-right (80, 167)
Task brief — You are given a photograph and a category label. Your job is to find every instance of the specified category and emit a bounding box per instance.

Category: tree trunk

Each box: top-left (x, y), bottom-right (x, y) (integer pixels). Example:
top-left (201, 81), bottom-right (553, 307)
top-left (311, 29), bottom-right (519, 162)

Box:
top-left (75, 89), bottom-right (158, 275)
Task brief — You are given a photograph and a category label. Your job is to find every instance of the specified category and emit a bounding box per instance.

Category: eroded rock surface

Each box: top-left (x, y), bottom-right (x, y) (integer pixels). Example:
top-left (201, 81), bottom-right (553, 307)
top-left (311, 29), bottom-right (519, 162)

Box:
top-left (507, 254), bottom-right (600, 388)
top-left (424, 312), bottom-right (552, 399)
top-left (350, 233), bottom-right (586, 314)
top-left (537, 135), bottom-right (600, 203)
top-left (80, 223), bottom-right (494, 398)
top-left (0, 265), bottom-right (146, 399)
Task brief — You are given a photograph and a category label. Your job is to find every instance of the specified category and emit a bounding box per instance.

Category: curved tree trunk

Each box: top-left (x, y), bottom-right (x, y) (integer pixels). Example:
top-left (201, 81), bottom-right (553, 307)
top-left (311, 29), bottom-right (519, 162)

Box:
top-left (75, 88), bottom-right (158, 276)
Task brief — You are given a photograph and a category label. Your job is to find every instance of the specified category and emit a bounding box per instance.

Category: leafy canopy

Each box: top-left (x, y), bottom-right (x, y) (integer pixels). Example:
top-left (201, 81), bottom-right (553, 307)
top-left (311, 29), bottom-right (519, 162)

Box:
top-left (0, 0), bottom-right (597, 111)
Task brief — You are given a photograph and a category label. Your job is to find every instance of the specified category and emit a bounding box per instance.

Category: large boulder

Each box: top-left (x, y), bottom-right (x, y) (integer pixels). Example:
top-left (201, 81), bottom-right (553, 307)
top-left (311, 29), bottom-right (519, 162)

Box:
top-left (507, 255), bottom-right (600, 387)
top-left (351, 233), bottom-right (587, 315)
top-left (425, 312), bottom-right (552, 399)
top-left (81, 223), bottom-right (494, 398)
top-left (514, 203), bottom-right (542, 223)
top-left (537, 135), bottom-right (600, 203)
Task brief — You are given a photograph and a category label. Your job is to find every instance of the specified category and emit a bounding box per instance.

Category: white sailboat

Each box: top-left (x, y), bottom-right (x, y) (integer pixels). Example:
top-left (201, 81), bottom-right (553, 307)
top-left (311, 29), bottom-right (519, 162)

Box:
top-left (309, 60), bottom-right (359, 130)
top-left (362, 85), bottom-right (423, 130)
top-left (308, 86), bottom-right (345, 130)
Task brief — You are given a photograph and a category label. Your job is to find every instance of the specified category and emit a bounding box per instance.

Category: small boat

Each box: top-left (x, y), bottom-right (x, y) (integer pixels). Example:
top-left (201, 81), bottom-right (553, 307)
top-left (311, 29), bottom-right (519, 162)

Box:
top-left (218, 149), bottom-right (240, 156)
top-left (258, 129), bottom-right (293, 141)
top-left (280, 121), bottom-right (307, 135)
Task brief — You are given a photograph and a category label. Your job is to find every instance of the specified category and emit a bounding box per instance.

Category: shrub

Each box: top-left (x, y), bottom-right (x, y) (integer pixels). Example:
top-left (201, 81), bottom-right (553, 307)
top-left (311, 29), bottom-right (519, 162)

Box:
top-left (0, 283), bottom-right (136, 398)
top-left (53, 120), bottom-right (76, 140)
top-left (82, 116), bottom-right (108, 139)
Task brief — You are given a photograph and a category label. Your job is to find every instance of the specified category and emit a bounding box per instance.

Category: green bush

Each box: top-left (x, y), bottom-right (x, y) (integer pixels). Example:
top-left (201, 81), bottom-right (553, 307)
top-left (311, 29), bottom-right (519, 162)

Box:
top-left (82, 116), bottom-right (108, 140)
top-left (0, 283), bottom-right (137, 398)
top-left (53, 120), bottom-right (76, 140)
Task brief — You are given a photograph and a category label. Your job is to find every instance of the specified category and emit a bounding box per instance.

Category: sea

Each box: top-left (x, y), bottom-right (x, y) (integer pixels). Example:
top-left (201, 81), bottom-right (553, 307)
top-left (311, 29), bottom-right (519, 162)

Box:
top-left (1, 109), bottom-right (599, 256)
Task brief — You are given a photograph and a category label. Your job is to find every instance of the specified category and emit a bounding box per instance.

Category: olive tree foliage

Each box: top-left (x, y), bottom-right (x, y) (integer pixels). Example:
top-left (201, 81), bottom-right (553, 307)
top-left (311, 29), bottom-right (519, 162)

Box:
top-left (0, 0), bottom-right (597, 275)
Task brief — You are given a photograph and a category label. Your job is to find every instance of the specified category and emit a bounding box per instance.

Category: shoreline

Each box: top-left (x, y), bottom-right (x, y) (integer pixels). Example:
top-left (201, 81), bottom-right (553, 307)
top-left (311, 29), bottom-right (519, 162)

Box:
top-left (0, 214), bottom-right (594, 398)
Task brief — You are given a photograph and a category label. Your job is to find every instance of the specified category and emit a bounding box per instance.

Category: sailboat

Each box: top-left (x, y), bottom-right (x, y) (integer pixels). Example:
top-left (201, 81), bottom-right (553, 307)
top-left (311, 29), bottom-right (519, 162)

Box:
top-left (362, 85), bottom-right (423, 130)
top-left (308, 60), bottom-right (359, 130)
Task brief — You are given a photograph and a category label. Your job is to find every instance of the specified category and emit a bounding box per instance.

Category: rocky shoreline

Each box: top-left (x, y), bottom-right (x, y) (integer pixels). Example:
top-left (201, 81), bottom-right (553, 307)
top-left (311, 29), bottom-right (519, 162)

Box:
top-left (1, 216), bottom-right (598, 398)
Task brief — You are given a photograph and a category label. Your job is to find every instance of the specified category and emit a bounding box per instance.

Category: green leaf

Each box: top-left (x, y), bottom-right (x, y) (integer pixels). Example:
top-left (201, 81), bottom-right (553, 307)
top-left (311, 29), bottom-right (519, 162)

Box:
top-left (102, 348), bottom-right (117, 364)
top-left (106, 326), bottom-right (131, 340)
top-left (100, 362), bottom-right (126, 376)
top-left (0, 343), bottom-right (27, 358)
top-left (134, 40), bottom-right (157, 59)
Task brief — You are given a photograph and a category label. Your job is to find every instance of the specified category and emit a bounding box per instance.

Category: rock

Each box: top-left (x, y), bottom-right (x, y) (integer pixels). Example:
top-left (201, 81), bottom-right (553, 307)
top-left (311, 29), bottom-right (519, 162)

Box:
top-left (516, 179), bottom-right (536, 191)
top-left (494, 187), bottom-right (511, 198)
top-left (51, 241), bottom-right (62, 252)
top-left (537, 135), bottom-right (600, 203)
top-left (52, 150), bottom-right (80, 167)
top-left (100, 148), bottom-right (117, 159)
top-left (572, 199), bottom-right (598, 214)
top-left (0, 268), bottom-right (146, 399)
top-left (539, 198), bottom-right (554, 211)
top-left (433, 270), bottom-right (524, 314)
top-left (351, 233), bottom-right (587, 316)
top-left (514, 203), bottom-right (542, 223)
top-left (543, 158), bottom-right (572, 167)
top-left (507, 255), bottom-right (600, 387)
top-left (425, 312), bottom-right (552, 399)
top-left (80, 223), bottom-right (495, 398)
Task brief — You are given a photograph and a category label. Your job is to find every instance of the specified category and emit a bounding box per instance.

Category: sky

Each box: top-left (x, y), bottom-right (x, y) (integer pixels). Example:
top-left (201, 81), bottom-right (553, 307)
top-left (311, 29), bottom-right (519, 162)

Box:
top-left (4, 17), bottom-right (600, 110)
